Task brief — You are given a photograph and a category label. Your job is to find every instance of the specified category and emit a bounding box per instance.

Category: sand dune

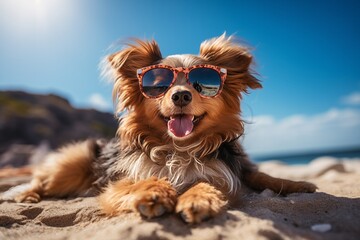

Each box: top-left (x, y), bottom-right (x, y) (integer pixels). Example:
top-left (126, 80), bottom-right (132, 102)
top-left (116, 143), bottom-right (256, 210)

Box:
top-left (1, 157), bottom-right (360, 240)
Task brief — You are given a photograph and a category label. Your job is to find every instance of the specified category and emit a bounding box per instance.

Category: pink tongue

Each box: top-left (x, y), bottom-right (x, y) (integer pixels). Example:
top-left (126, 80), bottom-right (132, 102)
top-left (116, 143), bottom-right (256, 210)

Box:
top-left (168, 115), bottom-right (194, 137)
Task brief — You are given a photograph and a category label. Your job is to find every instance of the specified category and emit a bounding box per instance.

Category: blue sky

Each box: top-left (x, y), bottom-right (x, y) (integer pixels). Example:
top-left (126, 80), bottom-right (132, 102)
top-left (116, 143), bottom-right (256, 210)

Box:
top-left (0, 0), bottom-right (359, 155)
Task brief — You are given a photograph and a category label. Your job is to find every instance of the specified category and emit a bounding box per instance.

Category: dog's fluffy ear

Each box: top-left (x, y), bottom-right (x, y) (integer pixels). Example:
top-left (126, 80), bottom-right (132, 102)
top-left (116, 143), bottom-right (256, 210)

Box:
top-left (200, 34), bottom-right (262, 94)
top-left (107, 39), bottom-right (162, 112)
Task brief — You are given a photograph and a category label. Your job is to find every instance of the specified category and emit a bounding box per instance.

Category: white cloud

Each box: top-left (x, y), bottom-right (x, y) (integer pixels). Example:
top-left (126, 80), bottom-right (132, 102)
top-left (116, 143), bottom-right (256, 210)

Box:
top-left (89, 93), bottom-right (111, 111)
top-left (342, 92), bottom-right (360, 105)
top-left (242, 108), bottom-right (360, 156)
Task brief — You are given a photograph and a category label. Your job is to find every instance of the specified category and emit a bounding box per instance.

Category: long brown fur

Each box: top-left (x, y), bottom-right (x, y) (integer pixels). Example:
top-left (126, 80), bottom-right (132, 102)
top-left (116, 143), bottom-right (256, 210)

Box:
top-left (15, 34), bottom-right (317, 224)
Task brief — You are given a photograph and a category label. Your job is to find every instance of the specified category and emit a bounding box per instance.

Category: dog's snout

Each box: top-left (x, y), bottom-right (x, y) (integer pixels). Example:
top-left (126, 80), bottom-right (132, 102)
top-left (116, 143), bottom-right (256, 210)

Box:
top-left (171, 90), bottom-right (192, 107)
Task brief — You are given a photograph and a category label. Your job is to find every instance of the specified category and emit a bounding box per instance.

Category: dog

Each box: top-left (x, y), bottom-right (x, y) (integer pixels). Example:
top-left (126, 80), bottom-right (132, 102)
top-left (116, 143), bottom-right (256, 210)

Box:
top-left (15, 34), bottom-right (316, 224)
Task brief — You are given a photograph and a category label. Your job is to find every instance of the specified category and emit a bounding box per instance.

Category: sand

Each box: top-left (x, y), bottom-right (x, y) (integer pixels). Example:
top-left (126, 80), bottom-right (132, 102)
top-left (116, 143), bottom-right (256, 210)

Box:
top-left (1, 157), bottom-right (360, 240)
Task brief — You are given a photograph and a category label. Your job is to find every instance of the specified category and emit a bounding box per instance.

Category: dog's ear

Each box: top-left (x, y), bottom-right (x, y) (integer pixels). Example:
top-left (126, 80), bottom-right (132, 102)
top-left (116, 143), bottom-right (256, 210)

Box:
top-left (107, 39), bottom-right (162, 112)
top-left (200, 34), bottom-right (262, 94)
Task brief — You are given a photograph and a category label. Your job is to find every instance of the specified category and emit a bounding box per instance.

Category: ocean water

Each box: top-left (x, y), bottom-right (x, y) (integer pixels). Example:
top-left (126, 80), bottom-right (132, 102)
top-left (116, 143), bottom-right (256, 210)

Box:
top-left (251, 147), bottom-right (360, 165)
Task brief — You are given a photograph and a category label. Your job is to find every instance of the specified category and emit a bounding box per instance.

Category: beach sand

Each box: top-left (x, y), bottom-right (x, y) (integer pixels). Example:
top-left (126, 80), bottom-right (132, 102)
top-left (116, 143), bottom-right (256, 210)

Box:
top-left (1, 157), bottom-right (360, 240)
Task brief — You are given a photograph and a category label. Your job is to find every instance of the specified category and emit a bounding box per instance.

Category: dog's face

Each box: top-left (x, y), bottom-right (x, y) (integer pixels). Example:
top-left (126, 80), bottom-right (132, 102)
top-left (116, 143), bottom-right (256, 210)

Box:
top-left (107, 35), bottom-right (261, 155)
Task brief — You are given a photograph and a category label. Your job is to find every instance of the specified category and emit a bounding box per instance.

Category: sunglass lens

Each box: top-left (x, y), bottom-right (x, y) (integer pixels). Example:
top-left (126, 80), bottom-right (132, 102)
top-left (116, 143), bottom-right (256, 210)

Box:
top-left (188, 68), bottom-right (221, 97)
top-left (142, 68), bottom-right (174, 97)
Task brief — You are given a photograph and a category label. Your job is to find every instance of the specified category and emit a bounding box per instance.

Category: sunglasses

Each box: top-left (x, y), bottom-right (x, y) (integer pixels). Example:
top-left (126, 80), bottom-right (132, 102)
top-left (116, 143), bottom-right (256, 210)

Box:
top-left (136, 64), bottom-right (227, 98)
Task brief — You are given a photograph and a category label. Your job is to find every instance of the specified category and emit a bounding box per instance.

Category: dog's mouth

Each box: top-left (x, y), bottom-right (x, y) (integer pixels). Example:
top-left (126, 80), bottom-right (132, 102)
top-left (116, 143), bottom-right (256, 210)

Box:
top-left (163, 114), bottom-right (205, 138)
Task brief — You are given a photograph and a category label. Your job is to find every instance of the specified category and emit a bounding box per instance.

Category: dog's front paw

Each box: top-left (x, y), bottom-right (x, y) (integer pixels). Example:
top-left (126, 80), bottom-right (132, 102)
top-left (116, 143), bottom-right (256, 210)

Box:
top-left (133, 177), bottom-right (177, 218)
top-left (176, 182), bottom-right (227, 224)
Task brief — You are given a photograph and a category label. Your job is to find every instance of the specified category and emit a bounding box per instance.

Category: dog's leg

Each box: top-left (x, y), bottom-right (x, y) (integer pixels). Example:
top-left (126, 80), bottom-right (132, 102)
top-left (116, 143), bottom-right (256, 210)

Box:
top-left (15, 140), bottom-right (99, 203)
top-left (98, 177), bottom-right (177, 218)
top-left (175, 182), bottom-right (228, 224)
top-left (243, 171), bottom-right (317, 195)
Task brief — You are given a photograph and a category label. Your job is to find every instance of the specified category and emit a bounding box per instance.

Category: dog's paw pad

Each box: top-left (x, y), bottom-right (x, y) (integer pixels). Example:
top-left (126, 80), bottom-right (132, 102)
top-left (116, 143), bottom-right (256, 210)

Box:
top-left (176, 200), bottom-right (215, 224)
top-left (137, 200), bottom-right (166, 218)
top-left (178, 207), bottom-right (211, 224)
top-left (135, 193), bottom-right (174, 218)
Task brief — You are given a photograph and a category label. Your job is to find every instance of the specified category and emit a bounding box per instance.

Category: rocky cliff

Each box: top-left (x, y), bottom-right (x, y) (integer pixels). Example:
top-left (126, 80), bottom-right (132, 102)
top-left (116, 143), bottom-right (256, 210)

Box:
top-left (0, 90), bottom-right (118, 167)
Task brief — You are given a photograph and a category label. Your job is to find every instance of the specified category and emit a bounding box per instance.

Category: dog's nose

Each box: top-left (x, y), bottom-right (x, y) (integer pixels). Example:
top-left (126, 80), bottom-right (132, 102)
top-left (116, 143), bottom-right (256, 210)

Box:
top-left (171, 90), bottom-right (192, 107)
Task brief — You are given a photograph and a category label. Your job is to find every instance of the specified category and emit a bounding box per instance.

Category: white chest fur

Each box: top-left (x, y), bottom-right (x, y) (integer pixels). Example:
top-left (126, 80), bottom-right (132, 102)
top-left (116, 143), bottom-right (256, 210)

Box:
top-left (117, 146), bottom-right (240, 194)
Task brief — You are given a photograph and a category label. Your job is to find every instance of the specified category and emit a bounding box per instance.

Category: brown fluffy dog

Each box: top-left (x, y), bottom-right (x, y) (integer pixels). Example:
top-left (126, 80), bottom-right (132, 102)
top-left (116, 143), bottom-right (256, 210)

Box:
top-left (15, 35), bottom-right (316, 224)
